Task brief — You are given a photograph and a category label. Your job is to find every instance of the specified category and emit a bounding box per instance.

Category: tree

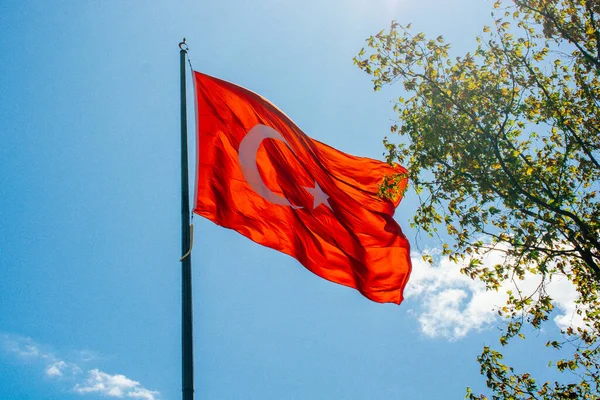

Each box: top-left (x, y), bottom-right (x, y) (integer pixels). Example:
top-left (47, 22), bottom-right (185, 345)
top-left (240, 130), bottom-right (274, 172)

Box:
top-left (354, 0), bottom-right (600, 398)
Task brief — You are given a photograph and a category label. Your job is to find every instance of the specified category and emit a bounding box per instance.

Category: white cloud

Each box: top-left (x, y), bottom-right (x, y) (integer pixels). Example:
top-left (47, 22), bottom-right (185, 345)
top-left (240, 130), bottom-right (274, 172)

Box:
top-left (46, 361), bottom-right (67, 377)
top-left (77, 349), bottom-right (101, 362)
top-left (1, 334), bottom-right (82, 378)
top-left (1, 334), bottom-right (42, 358)
top-left (405, 248), bottom-right (583, 340)
top-left (547, 274), bottom-right (586, 331)
top-left (1, 334), bottom-right (159, 399)
top-left (74, 369), bottom-right (159, 399)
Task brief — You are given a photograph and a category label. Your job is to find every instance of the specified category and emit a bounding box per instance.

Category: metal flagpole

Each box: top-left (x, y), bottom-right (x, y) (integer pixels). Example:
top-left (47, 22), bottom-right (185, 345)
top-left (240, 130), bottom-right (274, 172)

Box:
top-left (179, 38), bottom-right (194, 400)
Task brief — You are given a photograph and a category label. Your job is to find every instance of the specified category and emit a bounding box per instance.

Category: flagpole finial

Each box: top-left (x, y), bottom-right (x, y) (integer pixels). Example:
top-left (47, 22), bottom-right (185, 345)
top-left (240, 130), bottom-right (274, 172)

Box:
top-left (179, 38), bottom-right (188, 52)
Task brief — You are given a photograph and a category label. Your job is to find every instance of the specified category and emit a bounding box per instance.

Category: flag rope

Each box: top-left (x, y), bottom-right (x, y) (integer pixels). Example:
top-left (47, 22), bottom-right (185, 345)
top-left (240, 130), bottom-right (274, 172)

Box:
top-left (180, 224), bottom-right (194, 261)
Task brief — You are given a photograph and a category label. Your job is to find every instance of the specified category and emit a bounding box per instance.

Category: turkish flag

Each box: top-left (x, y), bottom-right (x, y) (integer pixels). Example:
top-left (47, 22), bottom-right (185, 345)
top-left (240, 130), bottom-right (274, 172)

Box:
top-left (193, 71), bottom-right (412, 304)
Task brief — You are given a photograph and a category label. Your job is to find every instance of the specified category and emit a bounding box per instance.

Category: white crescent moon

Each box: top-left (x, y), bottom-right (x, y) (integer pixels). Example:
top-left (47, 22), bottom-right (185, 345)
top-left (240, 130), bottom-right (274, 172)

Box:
top-left (238, 124), bottom-right (302, 208)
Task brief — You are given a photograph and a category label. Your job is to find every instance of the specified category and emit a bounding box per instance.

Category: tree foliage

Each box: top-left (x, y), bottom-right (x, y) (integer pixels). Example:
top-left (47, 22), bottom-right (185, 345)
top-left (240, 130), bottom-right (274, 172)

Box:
top-left (354, 0), bottom-right (600, 398)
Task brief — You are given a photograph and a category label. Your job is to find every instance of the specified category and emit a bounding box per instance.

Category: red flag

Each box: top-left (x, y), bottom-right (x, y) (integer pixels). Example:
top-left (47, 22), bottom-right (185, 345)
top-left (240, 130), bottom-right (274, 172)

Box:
top-left (193, 71), bottom-right (412, 304)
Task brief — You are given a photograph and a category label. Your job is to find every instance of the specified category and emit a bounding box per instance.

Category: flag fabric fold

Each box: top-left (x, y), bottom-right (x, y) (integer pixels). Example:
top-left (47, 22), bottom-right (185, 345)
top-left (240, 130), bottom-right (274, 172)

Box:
top-left (193, 71), bottom-right (412, 304)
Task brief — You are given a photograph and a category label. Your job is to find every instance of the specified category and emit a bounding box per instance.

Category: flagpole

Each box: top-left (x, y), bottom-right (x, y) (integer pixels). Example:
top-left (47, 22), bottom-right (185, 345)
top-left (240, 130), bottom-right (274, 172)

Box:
top-left (179, 38), bottom-right (194, 400)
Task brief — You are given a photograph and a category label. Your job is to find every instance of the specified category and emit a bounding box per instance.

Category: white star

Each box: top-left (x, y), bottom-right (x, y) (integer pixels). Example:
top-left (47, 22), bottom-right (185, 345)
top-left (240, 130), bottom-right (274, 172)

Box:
top-left (304, 182), bottom-right (332, 210)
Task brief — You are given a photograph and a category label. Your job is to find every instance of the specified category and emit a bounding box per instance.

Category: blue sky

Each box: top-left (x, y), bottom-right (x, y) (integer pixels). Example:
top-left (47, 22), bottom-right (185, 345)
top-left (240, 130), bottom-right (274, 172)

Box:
top-left (0, 0), bottom-right (581, 399)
